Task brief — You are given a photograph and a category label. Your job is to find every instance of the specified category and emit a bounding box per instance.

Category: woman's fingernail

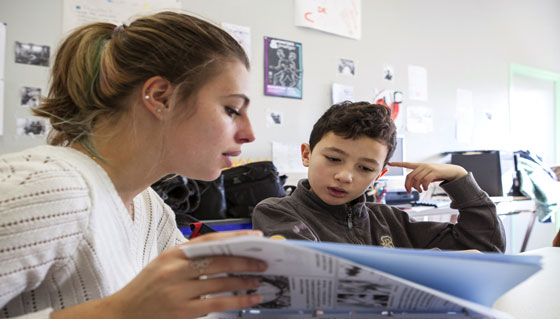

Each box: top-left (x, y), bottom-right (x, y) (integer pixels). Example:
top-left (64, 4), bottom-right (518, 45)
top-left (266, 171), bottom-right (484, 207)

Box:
top-left (251, 278), bottom-right (261, 288)
top-left (250, 294), bottom-right (262, 305)
top-left (258, 261), bottom-right (268, 271)
top-left (249, 230), bottom-right (263, 236)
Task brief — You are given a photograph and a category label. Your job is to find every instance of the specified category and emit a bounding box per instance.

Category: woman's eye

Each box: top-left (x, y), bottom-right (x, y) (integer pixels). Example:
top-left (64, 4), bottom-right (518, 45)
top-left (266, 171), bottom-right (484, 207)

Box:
top-left (360, 166), bottom-right (374, 172)
top-left (225, 106), bottom-right (241, 117)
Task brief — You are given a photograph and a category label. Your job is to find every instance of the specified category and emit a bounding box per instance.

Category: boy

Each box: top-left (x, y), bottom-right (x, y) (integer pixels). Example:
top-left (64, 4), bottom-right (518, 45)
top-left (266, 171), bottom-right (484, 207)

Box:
top-left (252, 101), bottom-right (506, 252)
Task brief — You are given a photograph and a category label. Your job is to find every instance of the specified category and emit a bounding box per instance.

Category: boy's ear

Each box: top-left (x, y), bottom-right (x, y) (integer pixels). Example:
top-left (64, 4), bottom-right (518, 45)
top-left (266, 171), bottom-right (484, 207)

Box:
top-left (375, 167), bottom-right (388, 181)
top-left (301, 143), bottom-right (311, 167)
top-left (141, 76), bottom-right (173, 119)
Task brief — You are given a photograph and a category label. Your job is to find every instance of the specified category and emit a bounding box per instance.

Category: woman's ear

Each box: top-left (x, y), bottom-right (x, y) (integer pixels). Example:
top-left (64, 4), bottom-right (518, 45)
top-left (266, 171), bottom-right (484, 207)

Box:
top-left (141, 76), bottom-right (173, 119)
top-left (301, 143), bottom-right (311, 167)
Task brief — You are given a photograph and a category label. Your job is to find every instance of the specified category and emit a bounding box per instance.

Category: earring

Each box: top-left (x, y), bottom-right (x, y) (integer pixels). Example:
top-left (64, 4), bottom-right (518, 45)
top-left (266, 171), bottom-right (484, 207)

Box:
top-left (156, 108), bottom-right (162, 113)
top-left (145, 95), bottom-right (150, 100)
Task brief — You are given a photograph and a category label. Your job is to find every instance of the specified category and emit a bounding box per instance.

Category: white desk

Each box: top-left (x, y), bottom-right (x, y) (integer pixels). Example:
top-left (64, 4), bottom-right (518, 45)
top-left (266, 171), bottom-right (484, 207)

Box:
top-left (400, 198), bottom-right (538, 254)
top-left (493, 247), bottom-right (560, 319)
top-left (402, 197), bottom-right (535, 219)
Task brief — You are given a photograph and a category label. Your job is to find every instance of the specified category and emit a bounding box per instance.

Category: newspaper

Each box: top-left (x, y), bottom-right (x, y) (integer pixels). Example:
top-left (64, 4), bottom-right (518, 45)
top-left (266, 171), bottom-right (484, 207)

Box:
top-left (181, 236), bottom-right (537, 318)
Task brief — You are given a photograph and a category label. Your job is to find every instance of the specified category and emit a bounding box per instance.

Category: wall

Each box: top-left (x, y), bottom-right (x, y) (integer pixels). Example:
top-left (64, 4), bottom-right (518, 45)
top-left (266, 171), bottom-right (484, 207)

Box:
top-left (1, 0), bottom-right (560, 174)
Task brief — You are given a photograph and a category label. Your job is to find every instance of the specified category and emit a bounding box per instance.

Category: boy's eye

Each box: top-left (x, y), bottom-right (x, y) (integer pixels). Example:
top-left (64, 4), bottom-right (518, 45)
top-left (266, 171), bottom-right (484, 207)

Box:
top-left (325, 156), bottom-right (341, 162)
top-left (225, 106), bottom-right (241, 117)
top-left (359, 165), bottom-right (374, 172)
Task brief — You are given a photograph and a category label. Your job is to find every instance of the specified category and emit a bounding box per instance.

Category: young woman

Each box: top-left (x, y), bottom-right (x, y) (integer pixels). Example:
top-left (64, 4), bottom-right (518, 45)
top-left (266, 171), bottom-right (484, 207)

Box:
top-left (0, 11), bottom-right (266, 319)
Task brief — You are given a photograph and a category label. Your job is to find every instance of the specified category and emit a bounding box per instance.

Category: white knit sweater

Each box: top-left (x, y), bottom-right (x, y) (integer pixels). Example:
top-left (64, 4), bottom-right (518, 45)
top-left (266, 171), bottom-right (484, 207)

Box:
top-left (0, 145), bottom-right (186, 318)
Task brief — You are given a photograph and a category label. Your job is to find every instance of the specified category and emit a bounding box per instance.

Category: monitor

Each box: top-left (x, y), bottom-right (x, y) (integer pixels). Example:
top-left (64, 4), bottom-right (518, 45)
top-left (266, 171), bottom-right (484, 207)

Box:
top-left (450, 151), bottom-right (516, 197)
top-left (381, 135), bottom-right (405, 179)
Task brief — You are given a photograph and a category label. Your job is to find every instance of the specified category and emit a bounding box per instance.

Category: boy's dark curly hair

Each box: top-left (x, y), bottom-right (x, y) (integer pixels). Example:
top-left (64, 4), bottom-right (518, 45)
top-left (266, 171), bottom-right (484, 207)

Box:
top-left (309, 101), bottom-right (397, 165)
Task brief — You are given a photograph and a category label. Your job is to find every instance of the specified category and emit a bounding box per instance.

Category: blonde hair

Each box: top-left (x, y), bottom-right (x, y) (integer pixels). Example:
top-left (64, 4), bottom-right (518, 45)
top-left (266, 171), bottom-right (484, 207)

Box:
top-left (34, 11), bottom-right (249, 154)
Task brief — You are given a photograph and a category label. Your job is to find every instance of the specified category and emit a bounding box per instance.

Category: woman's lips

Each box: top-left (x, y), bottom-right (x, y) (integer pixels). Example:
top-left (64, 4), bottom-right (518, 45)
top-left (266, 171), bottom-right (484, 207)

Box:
top-left (222, 151), bottom-right (241, 167)
top-left (223, 150), bottom-right (242, 157)
top-left (327, 187), bottom-right (347, 198)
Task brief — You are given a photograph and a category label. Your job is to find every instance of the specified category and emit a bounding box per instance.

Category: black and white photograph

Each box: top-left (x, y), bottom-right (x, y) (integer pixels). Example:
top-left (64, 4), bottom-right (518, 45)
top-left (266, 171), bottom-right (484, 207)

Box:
top-left (343, 265), bottom-right (362, 277)
top-left (338, 58), bottom-right (355, 76)
top-left (384, 65), bottom-right (394, 81)
top-left (266, 109), bottom-right (283, 127)
top-left (20, 86), bottom-right (41, 107)
top-left (16, 118), bottom-right (48, 136)
top-left (15, 41), bottom-right (50, 66)
top-left (336, 280), bottom-right (393, 308)
top-left (242, 275), bottom-right (291, 309)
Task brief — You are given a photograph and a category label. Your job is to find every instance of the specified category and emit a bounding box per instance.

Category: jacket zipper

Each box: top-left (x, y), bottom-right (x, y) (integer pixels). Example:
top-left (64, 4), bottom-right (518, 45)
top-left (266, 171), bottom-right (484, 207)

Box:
top-left (346, 207), bottom-right (353, 230)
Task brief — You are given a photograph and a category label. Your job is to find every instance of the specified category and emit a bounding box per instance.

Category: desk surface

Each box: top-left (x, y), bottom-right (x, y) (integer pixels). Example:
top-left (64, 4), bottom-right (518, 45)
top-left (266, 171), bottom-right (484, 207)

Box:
top-left (493, 247), bottom-right (559, 319)
top-left (401, 198), bottom-right (534, 218)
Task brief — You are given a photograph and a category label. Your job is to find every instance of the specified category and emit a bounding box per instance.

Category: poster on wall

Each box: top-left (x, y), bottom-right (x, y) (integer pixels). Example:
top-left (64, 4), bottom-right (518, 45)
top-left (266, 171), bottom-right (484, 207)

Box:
top-left (62, 0), bottom-right (181, 33)
top-left (264, 37), bottom-right (303, 99)
top-left (373, 89), bottom-right (403, 130)
top-left (294, 0), bottom-right (361, 40)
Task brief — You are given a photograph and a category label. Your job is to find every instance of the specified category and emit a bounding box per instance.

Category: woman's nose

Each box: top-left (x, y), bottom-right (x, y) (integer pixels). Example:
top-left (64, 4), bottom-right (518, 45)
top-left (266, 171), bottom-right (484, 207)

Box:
top-left (236, 116), bottom-right (256, 144)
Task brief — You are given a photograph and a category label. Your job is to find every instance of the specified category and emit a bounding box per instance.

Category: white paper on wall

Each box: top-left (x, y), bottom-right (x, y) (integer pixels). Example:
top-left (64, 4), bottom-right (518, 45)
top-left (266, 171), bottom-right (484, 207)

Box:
top-left (221, 22), bottom-right (251, 62)
top-left (62, 0), bottom-right (181, 33)
top-left (272, 141), bottom-right (307, 173)
top-left (0, 23), bottom-right (5, 136)
top-left (0, 23), bottom-right (5, 79)
top-left (0, 80), bottom-right (4, 136)
top-left (406, 106), bottom-right (433, 133)
top-left (331, 83), bottom-right (354, 104)
top-left (408, 65), bottom-right (428, 101)
top-left (294, 0), bottom-right (361, 40)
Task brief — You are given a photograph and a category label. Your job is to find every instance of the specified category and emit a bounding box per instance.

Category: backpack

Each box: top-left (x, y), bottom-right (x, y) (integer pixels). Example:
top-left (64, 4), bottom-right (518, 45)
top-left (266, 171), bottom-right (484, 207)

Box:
top-left (223, 161), bottom-right (287, 218)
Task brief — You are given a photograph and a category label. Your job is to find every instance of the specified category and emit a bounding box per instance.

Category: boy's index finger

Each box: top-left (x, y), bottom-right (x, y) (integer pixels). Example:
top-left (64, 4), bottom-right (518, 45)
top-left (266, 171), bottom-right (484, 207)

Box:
top-left (388, 161), bottom-right (418, 169)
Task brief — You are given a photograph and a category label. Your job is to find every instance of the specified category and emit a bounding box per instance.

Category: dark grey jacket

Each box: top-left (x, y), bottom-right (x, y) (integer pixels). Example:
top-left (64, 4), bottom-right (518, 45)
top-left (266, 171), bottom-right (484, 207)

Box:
top-left (252, 173), bottom-right (506, 252)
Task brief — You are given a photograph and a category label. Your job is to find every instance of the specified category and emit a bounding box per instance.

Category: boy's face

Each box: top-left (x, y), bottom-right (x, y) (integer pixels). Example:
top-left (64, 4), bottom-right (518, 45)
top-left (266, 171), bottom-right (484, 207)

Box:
top-left (301, 132), bottom-right (388, 205)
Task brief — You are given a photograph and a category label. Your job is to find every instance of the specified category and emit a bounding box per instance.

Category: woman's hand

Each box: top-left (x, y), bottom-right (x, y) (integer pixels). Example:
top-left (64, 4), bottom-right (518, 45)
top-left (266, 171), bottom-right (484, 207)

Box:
top-left (52, 230), bottom-right (267, 319)
top-left (388, 162), bottom-right (468, 194)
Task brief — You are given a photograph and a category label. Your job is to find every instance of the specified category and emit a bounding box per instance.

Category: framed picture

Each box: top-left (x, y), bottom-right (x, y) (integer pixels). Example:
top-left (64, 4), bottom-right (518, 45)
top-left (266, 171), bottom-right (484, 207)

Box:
top-left (264, 37), bottom-right (302, 99)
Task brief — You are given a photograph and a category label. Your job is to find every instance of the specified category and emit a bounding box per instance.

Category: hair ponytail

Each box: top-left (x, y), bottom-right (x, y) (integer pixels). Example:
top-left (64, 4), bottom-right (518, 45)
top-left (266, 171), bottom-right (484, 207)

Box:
top-left (33, 23), bottom-right (114, 147)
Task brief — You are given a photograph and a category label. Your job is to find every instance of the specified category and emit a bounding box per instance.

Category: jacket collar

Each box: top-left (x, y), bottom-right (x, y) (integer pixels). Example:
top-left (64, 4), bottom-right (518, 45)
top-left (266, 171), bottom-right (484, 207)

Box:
top-left (294, 179), bottom-right (367, 221)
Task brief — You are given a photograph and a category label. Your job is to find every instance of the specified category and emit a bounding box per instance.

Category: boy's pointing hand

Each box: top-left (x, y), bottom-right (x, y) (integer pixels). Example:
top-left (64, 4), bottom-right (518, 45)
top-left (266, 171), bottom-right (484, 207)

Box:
top-left (388, 162), bottom-right (468, 194)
